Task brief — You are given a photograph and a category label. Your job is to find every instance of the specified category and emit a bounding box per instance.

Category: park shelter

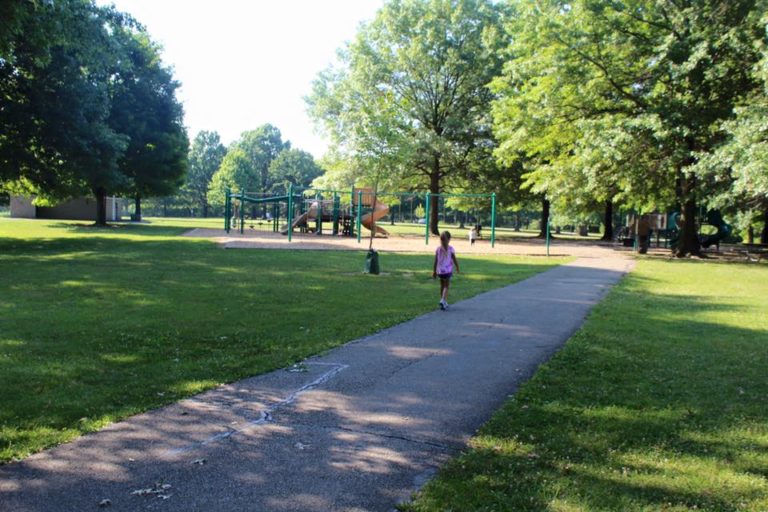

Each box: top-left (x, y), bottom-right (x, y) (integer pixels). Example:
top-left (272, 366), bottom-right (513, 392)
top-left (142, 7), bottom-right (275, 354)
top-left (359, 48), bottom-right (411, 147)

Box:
top-left (10, 195), bottom-right (125, 222)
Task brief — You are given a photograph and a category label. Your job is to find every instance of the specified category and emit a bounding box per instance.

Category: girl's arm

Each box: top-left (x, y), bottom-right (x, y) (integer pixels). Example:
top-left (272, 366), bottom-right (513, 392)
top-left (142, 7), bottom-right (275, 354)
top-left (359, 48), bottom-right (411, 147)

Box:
top-left (432, 253), bottom-right (438, 278)
top-left (451, 252), bottom-right (460, 273)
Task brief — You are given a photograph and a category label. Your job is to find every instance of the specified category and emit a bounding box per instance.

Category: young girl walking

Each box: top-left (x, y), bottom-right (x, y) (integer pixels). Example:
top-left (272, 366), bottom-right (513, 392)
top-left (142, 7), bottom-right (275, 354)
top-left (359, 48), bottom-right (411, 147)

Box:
top-left (433, 231), bottom-right (460, 310)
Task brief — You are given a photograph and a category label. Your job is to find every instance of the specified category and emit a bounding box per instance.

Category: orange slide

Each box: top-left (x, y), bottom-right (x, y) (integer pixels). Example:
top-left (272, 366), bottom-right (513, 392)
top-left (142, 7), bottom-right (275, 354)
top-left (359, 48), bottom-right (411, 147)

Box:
top-left (280, 202), bottom-right (319, 234)
top-left (361, 202), bottom-right (390, 237)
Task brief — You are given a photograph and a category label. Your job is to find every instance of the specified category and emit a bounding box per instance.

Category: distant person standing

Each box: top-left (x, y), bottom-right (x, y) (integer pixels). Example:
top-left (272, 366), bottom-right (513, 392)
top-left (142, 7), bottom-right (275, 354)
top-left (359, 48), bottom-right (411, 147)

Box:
top-left (636, 214), bottom-right (651, 254)
top-left (433, 231), bottom-right (460, 310)
top-left (468, 226), bottom-right (478, 245)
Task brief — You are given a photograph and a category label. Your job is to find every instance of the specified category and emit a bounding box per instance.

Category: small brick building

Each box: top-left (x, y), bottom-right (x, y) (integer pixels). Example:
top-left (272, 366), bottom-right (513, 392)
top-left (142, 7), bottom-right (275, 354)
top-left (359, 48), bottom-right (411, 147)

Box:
top-left (10, 195), bottom-right (124, 221)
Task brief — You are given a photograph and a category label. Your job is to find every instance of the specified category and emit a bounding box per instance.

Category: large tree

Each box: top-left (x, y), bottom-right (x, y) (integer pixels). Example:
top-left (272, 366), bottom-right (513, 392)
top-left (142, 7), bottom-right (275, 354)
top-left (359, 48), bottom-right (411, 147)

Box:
top-left (0, 0), bottom-right (187, 225)
top-left (109, 28), bottom-right (188, 222)
top-left (696, 25), bottom-right (768, 244)
top-left (0, 0), bottom-right (131, 219)
top-left (207, 148), bottom-right (252, 207)
top-left (492, 0), bottom-right (765, 256)
top-left (182, 131), bottom-right (227, 217)
top-left (207, 125), bottom-right (289, 211)
top-left (268, 149), bottom-right (324, 195)
top-left (307, 0), bottom-right (507, 235)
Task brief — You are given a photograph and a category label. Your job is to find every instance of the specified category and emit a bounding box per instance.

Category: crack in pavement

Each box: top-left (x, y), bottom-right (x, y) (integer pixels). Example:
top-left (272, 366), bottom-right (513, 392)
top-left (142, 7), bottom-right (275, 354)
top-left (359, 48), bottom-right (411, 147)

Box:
top-left (167, 362), bottom-right (349, 455)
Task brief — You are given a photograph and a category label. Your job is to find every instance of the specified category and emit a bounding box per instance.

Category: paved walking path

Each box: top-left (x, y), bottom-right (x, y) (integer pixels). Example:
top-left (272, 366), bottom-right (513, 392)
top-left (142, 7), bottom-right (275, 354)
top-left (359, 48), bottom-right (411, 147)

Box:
top-left (0, 256), bottom-right (633, 512)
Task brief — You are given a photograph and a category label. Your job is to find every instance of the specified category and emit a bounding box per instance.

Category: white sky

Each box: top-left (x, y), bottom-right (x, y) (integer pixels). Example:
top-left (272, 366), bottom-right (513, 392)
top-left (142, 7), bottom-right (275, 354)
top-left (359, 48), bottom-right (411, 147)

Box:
top-left (100, 0), bottom-right (384, 157)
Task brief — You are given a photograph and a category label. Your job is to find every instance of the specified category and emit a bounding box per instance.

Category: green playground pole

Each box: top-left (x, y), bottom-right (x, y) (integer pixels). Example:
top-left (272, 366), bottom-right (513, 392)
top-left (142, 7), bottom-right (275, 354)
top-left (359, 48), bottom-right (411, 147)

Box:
top-left (425, 192), bottom-right (431, 245)
top-left (356, 190), bottom-right (363, 244)
top-left (287, 184), bottom-right (293, 242)
top-left (491, 192), bottom-right (497, 248)
top-left (332, 193), bottom-right (340, 235)
top-left (239, 191), bottom-right (245, 234)
top-left (546, 216), bottom-right (551, 257)
top-left (272, 202), bottom-right (278, 232)
top-left (315, 192), bottom-right (321, 235)
top-left (224, 188), bottom-right (231, 233)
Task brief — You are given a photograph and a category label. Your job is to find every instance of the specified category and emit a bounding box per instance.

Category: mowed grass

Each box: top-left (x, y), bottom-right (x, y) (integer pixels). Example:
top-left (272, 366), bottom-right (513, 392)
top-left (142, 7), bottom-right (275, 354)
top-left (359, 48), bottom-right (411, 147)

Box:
top-left (406, 259), bottom-right (768, 512)
top-left (0, 218), bottom-right (566, 463)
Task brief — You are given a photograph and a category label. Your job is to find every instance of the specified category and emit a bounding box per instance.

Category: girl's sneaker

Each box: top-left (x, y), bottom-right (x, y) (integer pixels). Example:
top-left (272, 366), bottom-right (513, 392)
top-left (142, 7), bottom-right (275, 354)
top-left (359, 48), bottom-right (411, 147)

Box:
top-left (439, 299), bottom-right (447, 310)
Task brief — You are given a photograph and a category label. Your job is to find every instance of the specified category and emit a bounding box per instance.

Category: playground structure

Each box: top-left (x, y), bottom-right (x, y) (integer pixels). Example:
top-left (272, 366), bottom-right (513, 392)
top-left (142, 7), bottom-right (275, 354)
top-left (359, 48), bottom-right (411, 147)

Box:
top-left (223, 186), bottom-right (498, 247)
top-left (618, 210), bottom-right (733, 250)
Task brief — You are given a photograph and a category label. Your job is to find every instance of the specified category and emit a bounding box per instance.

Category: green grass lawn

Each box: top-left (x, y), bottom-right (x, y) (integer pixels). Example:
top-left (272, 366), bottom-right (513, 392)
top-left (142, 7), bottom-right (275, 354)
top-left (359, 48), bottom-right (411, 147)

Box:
top-left (406, 259), bottom-right (768, 512)
top-left (142, 216), bottom-right (223, 229)
top-left (0, 218), bottom-right (566, 463)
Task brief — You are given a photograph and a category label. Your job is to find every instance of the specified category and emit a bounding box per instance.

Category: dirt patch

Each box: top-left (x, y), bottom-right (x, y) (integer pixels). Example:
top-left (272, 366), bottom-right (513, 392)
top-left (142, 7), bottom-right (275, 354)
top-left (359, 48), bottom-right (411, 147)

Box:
top-left (183, 228), bottom-right (633, 259)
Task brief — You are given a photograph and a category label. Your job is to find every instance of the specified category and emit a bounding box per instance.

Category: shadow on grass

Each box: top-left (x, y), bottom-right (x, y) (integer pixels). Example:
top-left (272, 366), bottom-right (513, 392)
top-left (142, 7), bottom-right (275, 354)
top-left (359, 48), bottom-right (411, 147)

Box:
top-left (46, 221), bottom-right (192, 237)
top-left (0, 258), bottom-right (617, 511)
top-left (0, 234), bottom-right (561, 464)
top-left (409, 271), bottom-right (768, 511)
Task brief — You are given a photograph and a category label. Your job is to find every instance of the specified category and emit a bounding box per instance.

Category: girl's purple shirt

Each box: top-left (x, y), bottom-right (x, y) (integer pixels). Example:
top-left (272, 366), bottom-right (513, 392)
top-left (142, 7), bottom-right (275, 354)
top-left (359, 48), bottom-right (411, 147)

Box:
top-left (435, 245), bottom-right (455, 274)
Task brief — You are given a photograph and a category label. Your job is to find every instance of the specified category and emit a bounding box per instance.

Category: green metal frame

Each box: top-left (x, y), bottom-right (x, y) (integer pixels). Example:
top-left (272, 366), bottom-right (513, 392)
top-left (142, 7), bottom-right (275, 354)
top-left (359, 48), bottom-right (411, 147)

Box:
top-left (239, 191), bottom-right (245, 234)
top-left (332, 193), bottom-right (340, 235)
top-left (224, 188), bottom-right (232, 233)
top-left (224, 186), bottom-right (498, 248)
top-left (356, 190), bottom-right (363, 244)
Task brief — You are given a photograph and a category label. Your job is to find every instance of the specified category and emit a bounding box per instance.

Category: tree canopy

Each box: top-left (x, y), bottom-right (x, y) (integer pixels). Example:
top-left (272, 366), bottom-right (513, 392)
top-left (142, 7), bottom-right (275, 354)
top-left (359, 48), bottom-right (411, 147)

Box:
top-left (109, 28), bottom-right (188, 220)
top-left (206, 125), bottom-right (323, 209)
top-left (268, 149), bottom-right (324, 195)
top-left (182, 131), bottom-right (227, 217)
top-left (0, 0), bottom-right (188, 224)
top-left (207, 124), bottom-right (290, 205)
top-left (307, 0), bottom-right (507, 234)
top-left (4, 0), bottom-right (768, 244)
top-left (491, 0), bottom-right (766, 254)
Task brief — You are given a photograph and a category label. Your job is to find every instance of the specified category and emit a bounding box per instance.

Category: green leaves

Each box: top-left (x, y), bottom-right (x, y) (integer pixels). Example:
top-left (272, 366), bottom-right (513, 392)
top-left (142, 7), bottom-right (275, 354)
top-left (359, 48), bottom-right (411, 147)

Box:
top-left (206, 125), bottom-right (323, 205)
top-left (491, 0), bottom-right (767, 246)
top-left (307, 0), bottom-right (507, 202)
top-left (0, 0), bottom-right (188, 215)
top-left (180, 131), bottom-right (227, 215)
top-left (268, 149), bottom-right (324, 195)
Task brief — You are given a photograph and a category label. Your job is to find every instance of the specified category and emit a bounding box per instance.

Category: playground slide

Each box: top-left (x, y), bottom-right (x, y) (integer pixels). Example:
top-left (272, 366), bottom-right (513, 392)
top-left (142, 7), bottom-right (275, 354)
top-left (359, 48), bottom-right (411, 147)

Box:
top-left (280, 202), bottom-right (318, 234)
top-left (361, 203), bottom-right (390, 237)
top-left (701, 210), bottom-right (732, 249)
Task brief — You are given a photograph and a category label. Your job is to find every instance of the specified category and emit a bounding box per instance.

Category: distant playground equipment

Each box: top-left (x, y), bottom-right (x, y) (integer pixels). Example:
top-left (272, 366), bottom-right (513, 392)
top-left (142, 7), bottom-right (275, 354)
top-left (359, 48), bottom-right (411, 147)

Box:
top-left (699, 210), bottom-right (733, 249)
top-left (223, 185), bottom-right (498, 247)
top-left (278, 187), bottom-right (390, 237)
top-left (619, 209), bottom-right (733, 251)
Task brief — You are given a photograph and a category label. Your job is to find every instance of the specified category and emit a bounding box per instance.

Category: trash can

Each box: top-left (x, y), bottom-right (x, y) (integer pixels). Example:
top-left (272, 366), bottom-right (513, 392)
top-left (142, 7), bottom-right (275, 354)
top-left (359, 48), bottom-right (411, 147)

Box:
top-left (364, 250), bottom-right (380, 275)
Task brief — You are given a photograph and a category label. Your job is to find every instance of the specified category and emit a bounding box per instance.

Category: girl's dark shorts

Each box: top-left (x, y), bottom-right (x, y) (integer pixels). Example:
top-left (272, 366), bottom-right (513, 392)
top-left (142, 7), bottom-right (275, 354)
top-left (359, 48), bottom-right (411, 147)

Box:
top-left (437, 272), bottom-right (453, 280)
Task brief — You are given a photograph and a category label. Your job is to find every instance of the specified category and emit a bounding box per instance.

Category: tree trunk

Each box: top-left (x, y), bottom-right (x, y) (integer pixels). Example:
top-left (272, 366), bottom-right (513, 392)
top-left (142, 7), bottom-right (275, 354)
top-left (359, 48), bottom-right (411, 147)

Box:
top-left (134, 194), bottom-right (142, 222)
top-left (95, 187), bottom-right (108, 226)
top-left (761, 208), bottom-right (768, 244)
top-left (601, 201), bottom-right (614, 241)
top-left (202, 201), bottom-right (208, 218)
top-left (747, 225), bottom-right (754, 245)
top-left (675, 173), bottom-right (701, 257)
top-left (429, 163), bottom-right (440, 236)
top-left (538, 198), bottom-right (550, 238)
